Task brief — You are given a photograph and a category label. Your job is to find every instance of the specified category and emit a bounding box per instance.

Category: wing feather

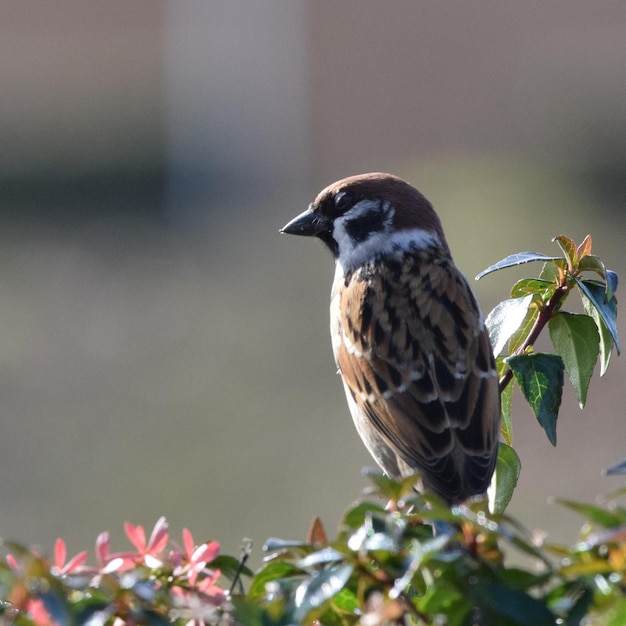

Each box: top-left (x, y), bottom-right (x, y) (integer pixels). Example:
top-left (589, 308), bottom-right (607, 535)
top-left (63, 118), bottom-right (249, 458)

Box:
top-left (332, 248), bottom-right (500, 503)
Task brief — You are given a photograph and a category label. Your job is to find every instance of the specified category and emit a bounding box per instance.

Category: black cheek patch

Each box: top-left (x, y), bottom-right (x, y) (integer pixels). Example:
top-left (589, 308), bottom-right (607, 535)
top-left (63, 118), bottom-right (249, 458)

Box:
top-left (344, 207), bottom-right (388, 243)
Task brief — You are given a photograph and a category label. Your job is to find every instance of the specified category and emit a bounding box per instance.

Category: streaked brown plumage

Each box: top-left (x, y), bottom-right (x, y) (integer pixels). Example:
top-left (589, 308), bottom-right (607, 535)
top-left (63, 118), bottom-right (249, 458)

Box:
top-left (281, 173), bottom-right (500, 504)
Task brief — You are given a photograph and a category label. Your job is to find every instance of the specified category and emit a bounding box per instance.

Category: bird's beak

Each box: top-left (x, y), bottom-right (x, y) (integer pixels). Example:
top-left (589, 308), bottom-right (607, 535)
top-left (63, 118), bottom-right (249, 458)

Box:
top-left (280, 207), bottom-right (330, 237)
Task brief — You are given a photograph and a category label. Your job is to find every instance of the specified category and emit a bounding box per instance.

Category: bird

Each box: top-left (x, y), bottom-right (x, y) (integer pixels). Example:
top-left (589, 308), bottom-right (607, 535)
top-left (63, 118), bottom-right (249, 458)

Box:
top-left (280, 173), bottom-right (500, 505)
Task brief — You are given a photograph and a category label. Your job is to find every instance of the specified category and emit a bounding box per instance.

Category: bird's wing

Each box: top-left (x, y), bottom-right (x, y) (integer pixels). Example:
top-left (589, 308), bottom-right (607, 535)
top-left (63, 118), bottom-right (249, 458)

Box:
top-left (334, 251), bottom-right (500, 501)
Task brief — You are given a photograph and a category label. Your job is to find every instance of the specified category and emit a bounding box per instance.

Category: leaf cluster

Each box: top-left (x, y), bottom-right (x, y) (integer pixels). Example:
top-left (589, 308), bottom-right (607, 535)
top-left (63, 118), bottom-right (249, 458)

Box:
top-left (479, 235), bottom-right (619, 450)
top-left (234, 475), bottom-right (626, 625)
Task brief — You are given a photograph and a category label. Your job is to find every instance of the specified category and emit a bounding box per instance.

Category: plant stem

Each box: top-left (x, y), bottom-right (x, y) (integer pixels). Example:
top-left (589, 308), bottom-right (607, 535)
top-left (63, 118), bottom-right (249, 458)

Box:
top-left (498, 283), bottom-right (569, 394)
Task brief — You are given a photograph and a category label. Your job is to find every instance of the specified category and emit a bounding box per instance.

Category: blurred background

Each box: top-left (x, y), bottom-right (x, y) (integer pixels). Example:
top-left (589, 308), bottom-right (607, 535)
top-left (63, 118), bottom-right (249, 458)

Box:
top-left (2, 1), bottom-right (626, 566)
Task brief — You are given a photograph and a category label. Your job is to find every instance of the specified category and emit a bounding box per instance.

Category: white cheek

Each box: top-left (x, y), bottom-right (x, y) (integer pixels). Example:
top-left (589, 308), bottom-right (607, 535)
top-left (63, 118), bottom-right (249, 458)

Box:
top-left (334, 224), bottom-right (442, 272)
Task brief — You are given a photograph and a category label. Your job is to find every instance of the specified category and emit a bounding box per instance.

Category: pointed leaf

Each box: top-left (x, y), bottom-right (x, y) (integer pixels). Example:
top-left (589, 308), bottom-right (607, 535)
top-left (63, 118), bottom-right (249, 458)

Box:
top-left (508, 302), bottom-right (540, 354)
top-left (540, 258), bottom-right (567, 283)
top-left (582, 291), bottom-right (615, 376)
top-left (606, 269), bottom-right (619, 295)
top-left (341, 501), bottom-right (386, 530)
top-left (578, 254), bottom-right (606, 280)
top-left (297, 547), bottom-right (345, 569)
top-left (489, 443), bottom-right (521, 515)
top-left (606, 457), bottom-right (626, 475)
top-left (500, 372), bottom-right (513, 446)
top-left (548, 312), bottom-right (599, 408)
top-left (576, 234), bottom-right (592, 259)
top-left (477, 581), bottom-right (555, 626)
top-left (553, 235), bottom-right (577, 271)
top-left (510, 278), bottom-right (554, 298)
top-left (485, 295), bottom-right (534, 357)
top-left (507, 353), bottom-right (564, 445)
top-left (573, 277), bottom-right (620, 354)
top-left (306, 517), bottom-right (328, 546)
top-left (247, 561), bottom-right (300, 601)
top-left (557, 499), bottom-right (624, 528)
top-left (293, 562), bottom-right (354, 621)
top-left (476, 252), bottom-right (560, 280)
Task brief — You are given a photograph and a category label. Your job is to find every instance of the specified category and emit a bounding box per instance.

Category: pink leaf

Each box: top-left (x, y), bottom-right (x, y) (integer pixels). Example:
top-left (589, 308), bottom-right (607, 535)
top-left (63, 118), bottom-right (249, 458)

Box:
top-left (124, 521), bottom-right (146, 552)
top-left (6, 554), bottom-right (19, 572)
top-left (146, 516), bottom-right (169, 555)
top-left (183, 528), bottom-right (194, 558)
top-left (54, 538), bottom-right (66, 570)
top-left (95, 531), bottom-right (110, 566)
top-left (62, 551), bottom-right (89, 574)
top-left (192, 541), bottom-right (220, 565)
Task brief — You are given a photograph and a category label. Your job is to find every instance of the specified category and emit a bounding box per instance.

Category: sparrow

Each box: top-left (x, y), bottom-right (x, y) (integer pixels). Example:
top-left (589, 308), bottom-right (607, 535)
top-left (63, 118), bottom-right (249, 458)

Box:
top-left (280, 173), bottom-right (500, 504)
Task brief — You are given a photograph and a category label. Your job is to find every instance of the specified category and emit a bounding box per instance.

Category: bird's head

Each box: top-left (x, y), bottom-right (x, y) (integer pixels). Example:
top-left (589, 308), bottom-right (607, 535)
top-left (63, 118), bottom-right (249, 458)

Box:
top-left (280, 173), bottom-right (448, 270)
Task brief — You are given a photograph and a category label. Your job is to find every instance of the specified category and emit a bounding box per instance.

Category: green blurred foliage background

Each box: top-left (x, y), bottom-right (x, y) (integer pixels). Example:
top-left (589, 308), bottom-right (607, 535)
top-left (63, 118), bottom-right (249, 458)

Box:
top-left (1, 2), bottom-right (626, 567)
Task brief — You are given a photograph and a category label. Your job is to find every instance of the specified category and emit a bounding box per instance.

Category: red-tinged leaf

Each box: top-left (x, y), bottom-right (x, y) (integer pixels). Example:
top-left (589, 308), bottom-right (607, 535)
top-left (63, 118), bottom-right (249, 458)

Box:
top-left (485, 295), bottom-right (533, 357)
top-left (548, 312), bottom-right (599, 408)
top-left (576, 234), bottom-right (592, 260)
top-left (307, 517), bottom-right (328, 547)
top-left (507, 353), bottom-right (564, 446)
top-left (489, 444), bottom-right (521, 515)
top-left (553, 235), bottom-right (577, 271)
top-left (476, 252), bottom-right (560, 280)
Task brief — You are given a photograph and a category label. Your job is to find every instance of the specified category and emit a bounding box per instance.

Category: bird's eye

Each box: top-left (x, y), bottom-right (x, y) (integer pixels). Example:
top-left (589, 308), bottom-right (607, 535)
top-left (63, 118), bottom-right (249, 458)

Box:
top-left (334, 191), bottom-right (352, 212)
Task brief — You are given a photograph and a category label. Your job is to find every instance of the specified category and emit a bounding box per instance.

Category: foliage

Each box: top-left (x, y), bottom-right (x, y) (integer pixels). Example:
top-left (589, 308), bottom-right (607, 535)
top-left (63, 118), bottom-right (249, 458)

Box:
top-left (0, 234), bottom-right (623, 625)
top-left (0, 518), bottom-right (249, 625)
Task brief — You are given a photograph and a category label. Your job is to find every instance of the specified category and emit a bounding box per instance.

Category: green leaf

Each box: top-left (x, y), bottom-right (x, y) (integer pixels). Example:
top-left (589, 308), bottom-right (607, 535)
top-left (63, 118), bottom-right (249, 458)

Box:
top-left (581, 291), bottom-right (615, 376)
top-left (489, 444), bottom-right (521, 515)
top-left (557, 499), bottom-right (625, 528)
top-left (297, 548), bottom-right (345, 569)
top-left (507, 353), bottom-right (564, 446)
top-left (486, 295), bottom-right (534, 357)
top-left (578, 254), bottom-right (606, 280)
top-left (476, 581), bottom-right (555, 626)
top-left (500, 371), bottom-right (513, 445)
top-left (510, 278), bottom-right (555, 298)
top-left (293, 563), bottom-right (354, 622)
top-left (508, 303), bottom-right (539, 354)
top-left (540, 258), bottom-right (567, 283)
top-left (606, 269), bottom-right (619, 295)
top-left (548, 312), bottom-right (599, 408)
top-left (340, 501), bottom-right (386, 530)
top-left (497, 567), bottom-right (552, 591)
top-left (361, 467), bottom-right (418, 501)
top-left (476, 252), bottom-right (560, 280)
top-left (574, 278), bottom-right (620, 353)
top-left (564, 585), bottom-right (594, 626)
top-left (211, 554), bottom-right (253, 581)
top-left (604, 597), bottom-right (626, 626)
top-left (247, 561), bottom-right (301, 601)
